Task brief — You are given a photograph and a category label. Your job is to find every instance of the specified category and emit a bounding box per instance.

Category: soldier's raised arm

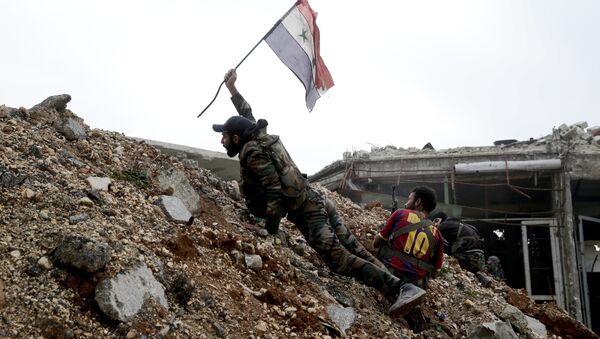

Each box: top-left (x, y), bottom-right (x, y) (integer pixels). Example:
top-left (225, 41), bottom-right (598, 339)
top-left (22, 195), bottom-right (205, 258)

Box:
top-left (224, 69), bottom-right (256, 122)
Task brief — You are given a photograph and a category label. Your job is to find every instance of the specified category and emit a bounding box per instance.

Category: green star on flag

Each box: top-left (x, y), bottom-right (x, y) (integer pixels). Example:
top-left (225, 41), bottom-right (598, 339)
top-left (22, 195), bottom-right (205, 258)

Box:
top-left (264, 0), bottom-right (334, 111)
top-left (298, 28), bottom-right (308, 43)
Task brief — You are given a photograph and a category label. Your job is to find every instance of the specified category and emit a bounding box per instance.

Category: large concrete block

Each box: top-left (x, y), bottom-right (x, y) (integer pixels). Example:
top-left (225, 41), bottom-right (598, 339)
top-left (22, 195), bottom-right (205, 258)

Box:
top-left (155, 195), bottom-right (192, 224)
top-left (156, 168), bottom-right (201, 215)
top-left (95, 262), bottom-right (168, 322)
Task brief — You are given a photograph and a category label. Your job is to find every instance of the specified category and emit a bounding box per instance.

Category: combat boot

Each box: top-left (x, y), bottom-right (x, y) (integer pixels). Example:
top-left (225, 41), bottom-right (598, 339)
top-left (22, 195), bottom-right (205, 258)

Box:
top-left (389, 283), bottom-right (426, 316)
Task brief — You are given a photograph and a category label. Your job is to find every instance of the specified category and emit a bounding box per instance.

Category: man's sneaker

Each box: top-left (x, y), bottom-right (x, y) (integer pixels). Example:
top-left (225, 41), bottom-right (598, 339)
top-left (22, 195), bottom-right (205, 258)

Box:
top-left (389, 283), bottom-right (426, 316)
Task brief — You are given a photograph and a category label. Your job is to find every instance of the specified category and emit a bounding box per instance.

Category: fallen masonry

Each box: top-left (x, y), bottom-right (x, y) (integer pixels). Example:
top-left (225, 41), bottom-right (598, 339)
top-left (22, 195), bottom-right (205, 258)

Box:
top-left (0, 96), bottom-right (597, 338)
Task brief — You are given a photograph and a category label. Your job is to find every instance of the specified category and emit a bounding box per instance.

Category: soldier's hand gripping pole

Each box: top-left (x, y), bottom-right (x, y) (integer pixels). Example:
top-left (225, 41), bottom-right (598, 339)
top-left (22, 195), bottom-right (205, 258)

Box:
top-left (197, 1), bottom-right (299, 118)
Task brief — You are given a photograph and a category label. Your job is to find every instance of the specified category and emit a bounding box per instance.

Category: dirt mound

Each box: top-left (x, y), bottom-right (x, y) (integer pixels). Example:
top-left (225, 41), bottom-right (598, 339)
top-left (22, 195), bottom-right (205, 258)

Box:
top-left (0, 96), bottom-right (596, 338)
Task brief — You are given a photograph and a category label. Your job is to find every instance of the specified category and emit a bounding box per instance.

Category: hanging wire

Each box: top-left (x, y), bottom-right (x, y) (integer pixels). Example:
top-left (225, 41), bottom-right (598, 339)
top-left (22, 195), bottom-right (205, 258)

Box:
top-left (453, 182), bottom-right (561, 192)
top-left (440, 203), bottom-right (560, 216)
top-left (504, 159), bottom-right (532, 199)
top-left (336, 155), bottom-right (566, 216)
top-left (462, 218), bottom-right (565, 228)
top-left (346, 175), bottom-right (562, 191)
top-left (349, 164), bottom-right (562, 191)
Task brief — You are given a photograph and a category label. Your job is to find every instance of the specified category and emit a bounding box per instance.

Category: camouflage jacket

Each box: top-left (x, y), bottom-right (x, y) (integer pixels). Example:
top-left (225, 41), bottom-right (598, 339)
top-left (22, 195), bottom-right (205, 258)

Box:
top-left (231, 93), bottom-right (256, 122)
top-left (437, 218), bottom-right (486, 254)
top-left (231, 94), bottom-right (307, 234)
top-left (486, 262), bottom-right (505, 280)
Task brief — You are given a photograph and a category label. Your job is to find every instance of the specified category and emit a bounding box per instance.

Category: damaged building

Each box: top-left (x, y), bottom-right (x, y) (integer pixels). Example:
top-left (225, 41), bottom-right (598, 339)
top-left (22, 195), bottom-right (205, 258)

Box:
top-left (310, 122), bottom-right (600, 334)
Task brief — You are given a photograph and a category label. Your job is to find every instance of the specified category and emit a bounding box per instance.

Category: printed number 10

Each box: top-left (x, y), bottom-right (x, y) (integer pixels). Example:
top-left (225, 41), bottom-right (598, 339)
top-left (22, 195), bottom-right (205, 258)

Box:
top-left (403, 230), bottom-right (429, 257)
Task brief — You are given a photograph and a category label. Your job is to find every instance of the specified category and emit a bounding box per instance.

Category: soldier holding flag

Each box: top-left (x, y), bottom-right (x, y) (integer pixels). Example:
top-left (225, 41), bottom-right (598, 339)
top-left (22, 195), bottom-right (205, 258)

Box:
top-left (212, 68), bottom-right (427, 316)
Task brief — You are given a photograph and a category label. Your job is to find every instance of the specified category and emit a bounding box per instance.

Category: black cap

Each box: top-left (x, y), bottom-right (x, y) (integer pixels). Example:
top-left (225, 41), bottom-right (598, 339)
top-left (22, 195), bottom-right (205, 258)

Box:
top-left (212, 116), bottom-right (255, 136)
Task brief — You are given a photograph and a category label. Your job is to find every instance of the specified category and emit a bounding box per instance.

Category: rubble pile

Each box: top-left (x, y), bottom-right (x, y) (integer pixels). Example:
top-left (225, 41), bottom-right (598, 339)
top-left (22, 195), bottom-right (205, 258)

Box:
top-left (361, 121), bottom-right (600, 159)
top-left (0, 95), bottom-right (597, 338)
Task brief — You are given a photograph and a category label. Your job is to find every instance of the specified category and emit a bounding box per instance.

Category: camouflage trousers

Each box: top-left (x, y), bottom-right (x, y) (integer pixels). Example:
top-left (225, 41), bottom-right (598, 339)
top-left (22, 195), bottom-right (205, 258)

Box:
top-left (324, 199), bottom-right (390, 272)
top-left (486, 263), bottom-right (505, 280)
top-left (454, 250), bottom-right (485, 274)
top-left (287, 189), bottom-right (401, 301)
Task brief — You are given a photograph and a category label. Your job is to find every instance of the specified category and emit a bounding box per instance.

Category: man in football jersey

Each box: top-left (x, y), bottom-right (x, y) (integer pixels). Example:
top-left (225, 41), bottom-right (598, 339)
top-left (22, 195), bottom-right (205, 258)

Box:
top-left (373, 186), bottom-right (443, 314)
top-left (373, 186), bottom-right (444, 312)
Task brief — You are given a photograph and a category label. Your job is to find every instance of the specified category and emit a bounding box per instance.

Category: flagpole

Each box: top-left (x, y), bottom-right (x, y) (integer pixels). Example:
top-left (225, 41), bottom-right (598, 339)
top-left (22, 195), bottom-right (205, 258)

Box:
top-left (197, 1), bottom-right (300, 118)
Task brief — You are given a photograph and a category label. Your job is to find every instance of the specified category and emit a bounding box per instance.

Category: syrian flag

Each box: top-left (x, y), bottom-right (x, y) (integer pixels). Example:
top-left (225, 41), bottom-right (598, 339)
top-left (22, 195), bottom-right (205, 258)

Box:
top-left (264, 0), bottom-right (334, 111)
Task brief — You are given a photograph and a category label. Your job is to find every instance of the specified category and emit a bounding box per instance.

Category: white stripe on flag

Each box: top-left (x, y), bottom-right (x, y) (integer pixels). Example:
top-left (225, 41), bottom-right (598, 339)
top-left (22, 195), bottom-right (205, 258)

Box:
top-left (281, 8), bottom-right (315, 67)
top-left (264, 0), bottom-right (333, 111)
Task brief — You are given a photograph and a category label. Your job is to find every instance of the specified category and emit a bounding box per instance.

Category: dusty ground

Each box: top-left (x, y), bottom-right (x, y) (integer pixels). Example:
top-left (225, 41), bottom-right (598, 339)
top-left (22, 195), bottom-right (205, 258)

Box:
top-left (0, 97), bottom-right (597, 338)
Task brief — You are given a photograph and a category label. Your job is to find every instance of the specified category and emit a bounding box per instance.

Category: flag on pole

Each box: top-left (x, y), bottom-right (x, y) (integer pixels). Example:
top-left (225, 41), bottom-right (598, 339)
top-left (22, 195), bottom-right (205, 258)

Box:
top-left (264, 0), bottom-right (334, 111)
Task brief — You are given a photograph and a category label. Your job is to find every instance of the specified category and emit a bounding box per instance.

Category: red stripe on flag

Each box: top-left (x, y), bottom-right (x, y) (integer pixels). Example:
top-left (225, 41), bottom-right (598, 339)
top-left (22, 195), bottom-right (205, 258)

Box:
top-left (297, 0), bottom-right (334, 91)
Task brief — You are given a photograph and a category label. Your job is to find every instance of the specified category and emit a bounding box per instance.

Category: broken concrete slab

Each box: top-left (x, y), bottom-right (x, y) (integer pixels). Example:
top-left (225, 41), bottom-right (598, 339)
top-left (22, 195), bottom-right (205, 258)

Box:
top-left (326, 305), bottom-right (356, 334)
top-left (524, 314), bottom-right (547, 338)
top-left (155, 195), bottom-right (192, 224)
top-left (95, 262), bottom-right (168, 322)
top-left (587, 125), bottom-right (600, 136)
top-left (467, 321), bottom-right (518, 338)
top-left (86, 176), bottom-right (111, 191)
top-left (56, 117), bottom-right (87, 140)
top-left (560, 126), bottom-right (581, 140)
top-left (31, 94), bottom-right (71, 113)
top-left (138, 138), bottom-right (240, 181)
top-left (244, 254), bottom-right (263, 271)
top-left (156, 168), bottom-right (201, 215)
top-left (573, 121), bottom-right (588, 130)
top-left (500, 304), bottom-right (535, 336)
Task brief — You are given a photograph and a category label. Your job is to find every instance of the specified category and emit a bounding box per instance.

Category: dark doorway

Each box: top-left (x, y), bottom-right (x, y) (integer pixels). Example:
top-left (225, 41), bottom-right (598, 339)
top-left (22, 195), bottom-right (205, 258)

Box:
top-left (471, 219), bottom-right (560, 305)
top-left (526, 226), bottom-right (555, 296)
top-left (581, 216), bottom-right (600, 335)
top-left (472, 221), bottom-right (525, 289)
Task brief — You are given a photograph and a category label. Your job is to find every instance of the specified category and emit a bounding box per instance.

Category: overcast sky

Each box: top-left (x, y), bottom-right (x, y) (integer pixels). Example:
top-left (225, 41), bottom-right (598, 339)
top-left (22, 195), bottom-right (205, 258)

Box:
top-left (2, 0), bottom-right (599, 175)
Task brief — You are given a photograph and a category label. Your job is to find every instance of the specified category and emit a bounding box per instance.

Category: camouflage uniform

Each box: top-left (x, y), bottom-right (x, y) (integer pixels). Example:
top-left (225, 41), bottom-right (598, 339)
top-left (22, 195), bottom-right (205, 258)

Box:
top-left (485, 256), bottom-right (505, 280)
top-left (230, 93), bottom-right (400, 300)
top-left (437, 218), bottom-right (486, 274)
top-left (453, 251), bottom-right (485, 274)
top-left (286, 188), bottom-right (400, 299)
top-left (231, 92), bottom-right (253, 120)
top-left (325, 199), bottom-right (389, 272)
